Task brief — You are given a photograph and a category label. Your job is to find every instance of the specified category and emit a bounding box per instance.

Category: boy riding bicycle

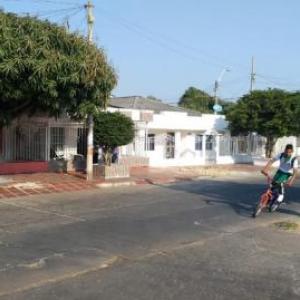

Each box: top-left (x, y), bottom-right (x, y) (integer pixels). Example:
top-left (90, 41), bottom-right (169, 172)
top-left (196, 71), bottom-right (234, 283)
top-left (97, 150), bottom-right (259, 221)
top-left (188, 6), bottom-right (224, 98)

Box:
top-left (261, 144), bottom-right (298, 203)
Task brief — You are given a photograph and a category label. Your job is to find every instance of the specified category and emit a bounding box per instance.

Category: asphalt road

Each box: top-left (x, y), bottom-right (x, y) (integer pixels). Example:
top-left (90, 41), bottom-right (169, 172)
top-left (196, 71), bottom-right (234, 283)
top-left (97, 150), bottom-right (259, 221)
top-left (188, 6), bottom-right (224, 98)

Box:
top-left (0, 175), bottom-right (299, 300)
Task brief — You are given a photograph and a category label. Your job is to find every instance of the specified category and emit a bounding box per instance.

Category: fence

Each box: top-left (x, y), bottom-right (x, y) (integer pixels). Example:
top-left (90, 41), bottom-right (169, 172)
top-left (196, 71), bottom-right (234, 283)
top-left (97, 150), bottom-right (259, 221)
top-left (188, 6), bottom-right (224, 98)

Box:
top-left (123, 133), bottom-right (266, 160)
top-left (1, 125), bottom-right (87, 162)
top-left (219, 135), bottom-right (265, 156)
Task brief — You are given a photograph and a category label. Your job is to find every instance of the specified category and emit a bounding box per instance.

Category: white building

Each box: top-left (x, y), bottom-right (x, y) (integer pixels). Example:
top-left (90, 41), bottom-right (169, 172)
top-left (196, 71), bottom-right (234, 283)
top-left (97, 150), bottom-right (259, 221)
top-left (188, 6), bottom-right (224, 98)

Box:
top-left (109, 96), bottom-right (265, 167)
top-left (1, 96), bottom-right (298, 174)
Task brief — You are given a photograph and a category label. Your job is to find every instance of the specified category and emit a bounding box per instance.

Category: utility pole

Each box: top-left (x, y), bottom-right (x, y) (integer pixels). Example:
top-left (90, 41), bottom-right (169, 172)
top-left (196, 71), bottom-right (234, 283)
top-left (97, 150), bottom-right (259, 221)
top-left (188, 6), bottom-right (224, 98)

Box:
top-left (85, 0), bottom-right (95, 181)
top-left (213, 67), bottom-right (230, 115)
top-left (213, 80), bottom-right (219, 112)
top-left (250, 56), bottom-right (255, 92)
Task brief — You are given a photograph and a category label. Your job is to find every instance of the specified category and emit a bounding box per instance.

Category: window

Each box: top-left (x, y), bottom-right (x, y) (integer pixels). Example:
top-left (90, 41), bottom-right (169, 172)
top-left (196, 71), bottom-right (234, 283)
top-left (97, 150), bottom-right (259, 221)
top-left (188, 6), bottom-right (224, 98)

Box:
top-left (146, 134), bottom-right (155, 151)
top-left (206, 135), bottom-right (214, 151)
top-left (77, 128), bottom-right (87, 156)
top-left (166, 132), bottom-right (175, 159)
top-left (50, 127), bottom-right (65, 158)
top-left (195, 134), bottom-right (203, 151)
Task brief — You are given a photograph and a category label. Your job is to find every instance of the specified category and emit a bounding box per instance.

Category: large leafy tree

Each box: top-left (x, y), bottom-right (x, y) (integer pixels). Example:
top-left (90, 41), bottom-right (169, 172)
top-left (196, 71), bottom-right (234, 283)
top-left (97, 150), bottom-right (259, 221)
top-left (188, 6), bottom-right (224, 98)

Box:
top-left (226, 89), bottom-right (300, 157)
top-left (178, 86), bottom-right (232, 114)
top-left (94, 111), bottom-right (135, 165)
top-left (0, 11), bottom-right (117, 126)
top-left (178, 87), bottom-right (214, 113)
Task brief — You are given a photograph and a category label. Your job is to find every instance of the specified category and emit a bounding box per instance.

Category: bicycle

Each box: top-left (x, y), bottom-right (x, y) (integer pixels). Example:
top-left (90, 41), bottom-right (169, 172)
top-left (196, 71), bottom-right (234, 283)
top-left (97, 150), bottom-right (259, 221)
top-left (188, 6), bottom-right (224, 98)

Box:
top-left (252, 175), bottom-right (286, 218)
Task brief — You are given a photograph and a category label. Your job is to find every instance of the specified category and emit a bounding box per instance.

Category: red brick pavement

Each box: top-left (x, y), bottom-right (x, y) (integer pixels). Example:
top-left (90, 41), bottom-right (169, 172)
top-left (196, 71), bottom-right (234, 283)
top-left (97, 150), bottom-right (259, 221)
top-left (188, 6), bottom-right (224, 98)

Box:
top-left (0, 173), bottom-right (100, 199)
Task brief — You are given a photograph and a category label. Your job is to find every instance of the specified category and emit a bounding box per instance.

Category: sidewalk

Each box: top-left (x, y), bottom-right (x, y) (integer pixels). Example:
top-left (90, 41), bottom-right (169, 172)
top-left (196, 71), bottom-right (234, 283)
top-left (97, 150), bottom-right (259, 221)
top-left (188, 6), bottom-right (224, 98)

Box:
top-left (0, 164), bottom-right (261, 199)
top-left (131, 164), bottom-right (262, 184)
top-left (0, 173), bottom-right (97, 199)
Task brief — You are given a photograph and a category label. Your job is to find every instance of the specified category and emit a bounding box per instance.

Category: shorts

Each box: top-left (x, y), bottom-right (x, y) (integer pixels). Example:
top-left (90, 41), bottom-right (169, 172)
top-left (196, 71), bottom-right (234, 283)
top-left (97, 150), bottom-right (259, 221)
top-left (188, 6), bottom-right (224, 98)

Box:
top-left (272, 170), bottom-right (291, 184)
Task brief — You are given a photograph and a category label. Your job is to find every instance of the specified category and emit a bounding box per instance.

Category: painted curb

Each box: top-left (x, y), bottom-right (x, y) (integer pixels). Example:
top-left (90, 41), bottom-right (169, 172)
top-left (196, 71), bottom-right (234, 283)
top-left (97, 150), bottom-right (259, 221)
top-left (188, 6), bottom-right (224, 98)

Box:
top-left (96, 181), bottom-right (137, 188)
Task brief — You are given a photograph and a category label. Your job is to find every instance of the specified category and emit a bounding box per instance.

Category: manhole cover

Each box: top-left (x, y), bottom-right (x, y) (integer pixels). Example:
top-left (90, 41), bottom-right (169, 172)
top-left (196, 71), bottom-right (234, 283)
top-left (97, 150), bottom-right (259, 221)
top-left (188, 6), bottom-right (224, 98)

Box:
top-left (273, 221), bottom-right (299, 232)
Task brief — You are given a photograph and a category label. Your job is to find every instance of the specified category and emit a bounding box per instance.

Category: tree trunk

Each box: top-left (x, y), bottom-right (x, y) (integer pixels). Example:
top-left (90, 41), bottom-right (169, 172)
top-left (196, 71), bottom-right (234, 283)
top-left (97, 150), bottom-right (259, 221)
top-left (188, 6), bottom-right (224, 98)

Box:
top-left (265, 136), bottom-right (276, 158)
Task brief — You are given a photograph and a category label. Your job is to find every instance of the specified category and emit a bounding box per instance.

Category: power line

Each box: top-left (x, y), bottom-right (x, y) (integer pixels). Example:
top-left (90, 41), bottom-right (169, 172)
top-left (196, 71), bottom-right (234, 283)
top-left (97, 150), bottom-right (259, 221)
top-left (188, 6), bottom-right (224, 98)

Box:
top-left (18, 5), bottom-right (85, 27)
top-left (100, 14), bottom-right (209, 65)
top-left (97, 8), bottom-right (228, 69)
top-left (1, 0), bottom-right (82, 6)
top-left (256, 74), bottom-right (300, 88)
top-left (96, 6), bottom-right (300, 91)
top-left (33, 6), bottom-right (83, 17)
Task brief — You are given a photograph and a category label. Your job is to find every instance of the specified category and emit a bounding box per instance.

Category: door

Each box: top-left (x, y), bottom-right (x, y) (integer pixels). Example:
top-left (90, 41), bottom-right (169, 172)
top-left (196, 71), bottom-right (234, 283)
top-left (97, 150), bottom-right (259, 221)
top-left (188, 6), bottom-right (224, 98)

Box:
top-left (205, 135), bottom-right (216, 164)
top-left (165, 132), bottom-right (175, 159)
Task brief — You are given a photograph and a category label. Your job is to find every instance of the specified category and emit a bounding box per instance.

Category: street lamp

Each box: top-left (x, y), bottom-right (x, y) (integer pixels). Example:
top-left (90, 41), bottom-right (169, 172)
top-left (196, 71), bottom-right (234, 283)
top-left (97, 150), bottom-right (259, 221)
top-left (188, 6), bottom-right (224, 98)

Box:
top-left (213, 67), bottom-right (230, 114)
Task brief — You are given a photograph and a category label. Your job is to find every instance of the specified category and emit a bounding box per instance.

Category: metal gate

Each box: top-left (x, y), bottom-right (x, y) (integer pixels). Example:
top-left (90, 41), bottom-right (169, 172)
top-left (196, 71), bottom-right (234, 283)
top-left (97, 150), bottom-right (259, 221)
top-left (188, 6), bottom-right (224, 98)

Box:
top-left (3, 126), bottom-right (47, 161)
top-left (205, 135), bottom-right (216, 164)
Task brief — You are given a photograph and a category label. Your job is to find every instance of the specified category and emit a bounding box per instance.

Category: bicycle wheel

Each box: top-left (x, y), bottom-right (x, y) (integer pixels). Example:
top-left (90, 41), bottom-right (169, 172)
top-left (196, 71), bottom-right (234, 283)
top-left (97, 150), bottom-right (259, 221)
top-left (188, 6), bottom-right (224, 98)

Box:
top-left (269, 199), bottom-right (280, 212)
top-left (252, 192), bottom-right (270, 218)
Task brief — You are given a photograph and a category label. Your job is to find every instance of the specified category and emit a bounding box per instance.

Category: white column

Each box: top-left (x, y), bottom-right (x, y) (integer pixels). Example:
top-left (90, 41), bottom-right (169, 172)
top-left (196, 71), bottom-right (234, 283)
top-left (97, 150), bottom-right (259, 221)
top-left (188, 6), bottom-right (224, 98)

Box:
top-left (202, 135), bottom-right (206, 164)
top-left (136, 129), bottom-right (146, 156)
top-left (175, 132), bottom-right (181, 160)
top-left (215, 135), bottom-right (220, 163)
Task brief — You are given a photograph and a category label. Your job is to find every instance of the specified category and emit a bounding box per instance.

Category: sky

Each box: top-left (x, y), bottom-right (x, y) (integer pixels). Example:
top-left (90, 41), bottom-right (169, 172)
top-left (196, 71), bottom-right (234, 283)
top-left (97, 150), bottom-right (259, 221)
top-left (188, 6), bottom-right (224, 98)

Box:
top-left (2, 0), bottom-right (300, 103)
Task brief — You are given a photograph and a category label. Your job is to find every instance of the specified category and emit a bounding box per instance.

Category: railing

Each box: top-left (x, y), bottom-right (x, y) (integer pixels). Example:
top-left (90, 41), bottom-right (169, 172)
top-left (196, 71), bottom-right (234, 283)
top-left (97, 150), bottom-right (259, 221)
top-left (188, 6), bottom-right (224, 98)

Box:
top-left (219, 135), bottom-right (266, 156)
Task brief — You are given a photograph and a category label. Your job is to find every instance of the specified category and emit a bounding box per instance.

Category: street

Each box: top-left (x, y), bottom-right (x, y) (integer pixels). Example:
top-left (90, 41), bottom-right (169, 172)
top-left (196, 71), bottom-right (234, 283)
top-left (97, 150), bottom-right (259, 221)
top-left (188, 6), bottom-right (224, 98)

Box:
top-left (0, 175), bottom-right (299, 300)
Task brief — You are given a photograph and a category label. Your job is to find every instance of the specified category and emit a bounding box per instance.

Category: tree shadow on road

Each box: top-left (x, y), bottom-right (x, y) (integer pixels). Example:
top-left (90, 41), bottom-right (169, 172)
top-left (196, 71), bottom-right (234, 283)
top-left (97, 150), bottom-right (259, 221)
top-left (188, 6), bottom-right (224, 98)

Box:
top-left (155, 179), bottom-right (300, 218)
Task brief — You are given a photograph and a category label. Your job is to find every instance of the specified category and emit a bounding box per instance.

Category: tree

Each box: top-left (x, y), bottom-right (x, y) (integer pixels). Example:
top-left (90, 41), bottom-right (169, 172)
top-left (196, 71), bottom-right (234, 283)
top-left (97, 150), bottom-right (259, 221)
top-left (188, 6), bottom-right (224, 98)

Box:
top-left (93, 111), bottom-right (135, 165)
top-left (147, 95), bottom-right (161, 101)
top-left (226, 89), bottom-right (299, 157)
top-left (178, 87), bottom-right (214, 113)
top-left (178, 86), bottom-right (232, 114)
top-left (0, 11), bottom-right (117, 126)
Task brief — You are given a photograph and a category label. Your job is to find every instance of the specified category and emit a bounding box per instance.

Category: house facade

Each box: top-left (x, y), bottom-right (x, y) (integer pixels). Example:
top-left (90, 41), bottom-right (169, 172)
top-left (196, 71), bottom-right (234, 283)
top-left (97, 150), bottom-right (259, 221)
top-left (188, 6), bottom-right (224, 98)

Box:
top-left (0, 114), bottom-right (86, 174)
top-left (1, 96), bottom-right (299, 174)
top-left (108, 96), bottom-right (266, 167)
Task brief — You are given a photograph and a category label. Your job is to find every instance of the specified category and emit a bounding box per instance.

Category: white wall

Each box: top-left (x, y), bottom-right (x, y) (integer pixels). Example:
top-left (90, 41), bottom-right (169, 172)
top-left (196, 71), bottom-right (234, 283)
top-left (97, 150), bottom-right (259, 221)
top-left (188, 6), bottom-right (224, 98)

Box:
top-left (145, 131), bottom-right (205, 167)
top-left (110, 107), bottom-right (263, 166)
top-left (274, 136), bottom-right (298, 155)
top-left (147, 111), bottom-right (227, 132)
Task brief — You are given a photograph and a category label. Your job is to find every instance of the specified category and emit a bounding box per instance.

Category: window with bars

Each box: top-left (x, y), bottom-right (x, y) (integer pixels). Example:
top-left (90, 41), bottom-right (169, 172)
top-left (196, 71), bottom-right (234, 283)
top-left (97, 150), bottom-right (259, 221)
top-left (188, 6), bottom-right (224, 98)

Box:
top-left (206, 135), bottom-right (214, 151)
top-left (146, 134), bottom-right (155, 151)
top-left (50, 127), bottom-right (65, 158)
top-left (195, 134), bottom-right (203, 151)
top-left (166, 132), bottom-right (175, 159)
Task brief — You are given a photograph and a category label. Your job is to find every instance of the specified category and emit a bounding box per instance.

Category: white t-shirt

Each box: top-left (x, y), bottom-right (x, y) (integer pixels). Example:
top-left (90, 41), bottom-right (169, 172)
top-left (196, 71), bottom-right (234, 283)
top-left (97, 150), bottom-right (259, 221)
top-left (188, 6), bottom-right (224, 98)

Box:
top-left (273, 153), bottom-right (299, 174)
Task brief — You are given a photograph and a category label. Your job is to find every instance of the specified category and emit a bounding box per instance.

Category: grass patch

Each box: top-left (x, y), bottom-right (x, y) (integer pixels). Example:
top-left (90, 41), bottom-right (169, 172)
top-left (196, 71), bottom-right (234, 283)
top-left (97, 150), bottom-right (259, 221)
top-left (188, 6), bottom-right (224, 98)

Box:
top-left (273, 221), bottom-right (299, 231)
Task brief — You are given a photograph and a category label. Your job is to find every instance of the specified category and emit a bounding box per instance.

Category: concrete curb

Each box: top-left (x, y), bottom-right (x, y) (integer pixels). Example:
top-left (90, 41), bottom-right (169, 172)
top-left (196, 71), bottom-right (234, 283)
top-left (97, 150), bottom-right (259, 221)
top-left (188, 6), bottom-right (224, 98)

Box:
top-left (96, 181), bottom-right (137, 188)
top-left (95, 169), bottom-right (261, 189)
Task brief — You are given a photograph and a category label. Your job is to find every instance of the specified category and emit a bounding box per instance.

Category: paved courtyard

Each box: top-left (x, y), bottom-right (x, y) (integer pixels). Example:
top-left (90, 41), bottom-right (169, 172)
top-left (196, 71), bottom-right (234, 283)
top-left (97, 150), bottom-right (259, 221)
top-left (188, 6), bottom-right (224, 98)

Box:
top-left (0, 175), bottom-right (299, 299)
